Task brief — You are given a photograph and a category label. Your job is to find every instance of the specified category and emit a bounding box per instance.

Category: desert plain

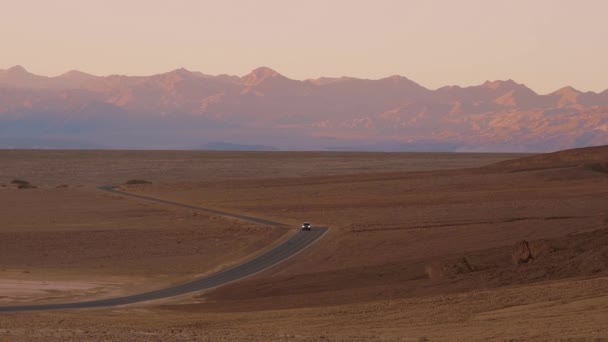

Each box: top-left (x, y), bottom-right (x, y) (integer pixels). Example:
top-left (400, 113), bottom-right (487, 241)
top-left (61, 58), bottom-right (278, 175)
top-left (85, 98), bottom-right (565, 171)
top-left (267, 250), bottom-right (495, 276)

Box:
top-left (0, 147), bottom-right (607, 341)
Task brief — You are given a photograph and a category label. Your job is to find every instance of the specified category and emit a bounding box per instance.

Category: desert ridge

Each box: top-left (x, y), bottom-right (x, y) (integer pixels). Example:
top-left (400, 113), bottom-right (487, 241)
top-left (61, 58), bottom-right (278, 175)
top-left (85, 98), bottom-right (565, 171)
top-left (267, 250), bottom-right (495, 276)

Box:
top-left (1, 65), bottom-right (607, 151)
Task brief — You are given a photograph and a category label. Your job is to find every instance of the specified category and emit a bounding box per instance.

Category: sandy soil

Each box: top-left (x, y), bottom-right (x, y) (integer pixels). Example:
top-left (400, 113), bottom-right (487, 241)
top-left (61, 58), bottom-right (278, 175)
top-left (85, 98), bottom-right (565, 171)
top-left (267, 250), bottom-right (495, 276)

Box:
top-left (2, 276), bottom-right (608, 341)
top-left (0, 150), bottom-right (525, 186)
top-left (0, 272), bottom-right (134, 305)
top-left (0, 187), bottom-right (287, 304)
top-left (135, 148), bottom-right (608, 311)
top-left (1, 147), bottom-right (608, 341)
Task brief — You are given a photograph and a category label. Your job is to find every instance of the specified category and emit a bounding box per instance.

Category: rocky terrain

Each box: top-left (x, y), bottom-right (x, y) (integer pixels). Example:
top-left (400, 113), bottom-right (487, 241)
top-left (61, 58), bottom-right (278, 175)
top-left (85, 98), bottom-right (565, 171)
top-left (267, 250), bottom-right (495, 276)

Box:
top-left (1, 66), bottom-right (607, 151)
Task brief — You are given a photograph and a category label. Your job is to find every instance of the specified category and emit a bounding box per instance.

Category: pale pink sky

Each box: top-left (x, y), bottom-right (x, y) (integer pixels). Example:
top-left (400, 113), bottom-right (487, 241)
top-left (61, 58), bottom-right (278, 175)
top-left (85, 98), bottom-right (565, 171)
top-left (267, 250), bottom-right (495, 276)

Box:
top-left (1, 0), bottom-right (607, 93)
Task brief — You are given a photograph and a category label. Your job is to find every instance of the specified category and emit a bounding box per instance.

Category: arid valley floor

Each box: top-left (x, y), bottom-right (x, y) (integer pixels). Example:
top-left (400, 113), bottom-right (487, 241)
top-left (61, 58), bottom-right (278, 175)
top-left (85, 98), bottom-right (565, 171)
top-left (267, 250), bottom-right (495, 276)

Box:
top-left (1, 148), bottom-right (607, 341)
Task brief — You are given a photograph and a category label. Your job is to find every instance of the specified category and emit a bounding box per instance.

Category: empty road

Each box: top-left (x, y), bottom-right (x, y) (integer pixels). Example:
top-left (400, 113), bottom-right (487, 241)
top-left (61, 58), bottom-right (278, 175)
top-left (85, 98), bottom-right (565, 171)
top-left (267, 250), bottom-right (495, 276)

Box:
top-left (0, 186), bottom-right (328, 312)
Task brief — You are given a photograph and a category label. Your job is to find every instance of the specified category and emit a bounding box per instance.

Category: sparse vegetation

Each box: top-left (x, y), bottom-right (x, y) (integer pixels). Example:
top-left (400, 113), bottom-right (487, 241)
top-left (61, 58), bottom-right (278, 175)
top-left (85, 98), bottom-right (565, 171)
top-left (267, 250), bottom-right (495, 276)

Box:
top-left (125, 179), bottom-right (152, 185)
top-left (585, 162), bottom-right (608, 174)
top-left (10, 179), bottom-right (37, 189)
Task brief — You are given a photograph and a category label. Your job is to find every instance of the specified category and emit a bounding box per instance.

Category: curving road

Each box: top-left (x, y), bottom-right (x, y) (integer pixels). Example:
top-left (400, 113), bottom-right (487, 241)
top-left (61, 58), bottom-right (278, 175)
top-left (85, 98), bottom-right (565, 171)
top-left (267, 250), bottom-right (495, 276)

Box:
top-left (0, 186), bottom-right (327, 312)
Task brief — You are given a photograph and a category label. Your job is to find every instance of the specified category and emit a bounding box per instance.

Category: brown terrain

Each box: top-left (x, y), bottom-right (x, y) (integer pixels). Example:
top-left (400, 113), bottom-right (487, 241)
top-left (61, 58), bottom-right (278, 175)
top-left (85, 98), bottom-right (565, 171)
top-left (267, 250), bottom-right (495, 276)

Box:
top-left (1, 147), bottom-right (607, 341)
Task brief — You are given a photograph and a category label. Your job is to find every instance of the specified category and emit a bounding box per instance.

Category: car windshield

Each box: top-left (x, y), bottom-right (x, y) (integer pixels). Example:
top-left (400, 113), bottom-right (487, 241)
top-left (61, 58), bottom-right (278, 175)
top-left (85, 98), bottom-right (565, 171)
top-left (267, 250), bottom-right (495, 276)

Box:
top-left (303, 223), bottom-right (310, 225)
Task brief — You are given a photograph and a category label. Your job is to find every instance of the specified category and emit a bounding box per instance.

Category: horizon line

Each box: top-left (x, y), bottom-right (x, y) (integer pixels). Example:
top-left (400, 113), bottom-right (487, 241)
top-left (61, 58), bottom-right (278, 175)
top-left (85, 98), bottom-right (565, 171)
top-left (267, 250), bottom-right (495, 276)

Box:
top-left (1, 64), bottom-right (607, 96)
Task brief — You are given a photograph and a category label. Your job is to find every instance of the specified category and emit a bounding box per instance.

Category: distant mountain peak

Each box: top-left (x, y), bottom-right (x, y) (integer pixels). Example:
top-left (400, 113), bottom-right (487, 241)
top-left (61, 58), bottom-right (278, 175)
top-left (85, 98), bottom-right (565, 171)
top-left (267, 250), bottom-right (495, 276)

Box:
top-left (160, 68), bottom-right (196, 78)
top-left (59, 70), bottom-right (95, 79)
top-left (481, 79), bottom-right (521, 90)
top-left (378, 75), bottom-right (427, 89)
top-left (241, 66), bottom-right (286, 86)
top-left (0, 65), bottom-right (45, 85)
top-left (383, 75), bottom-right (409, 81)
top-left (553, 86), bottom-right (582, 96)
top-left (169, 67), bottom-right (193, 75)
top-left (551, 86), bottom-right (582, 107)
top-left (157, 67), bottom-right (210, 81)
top-left (5, 65), bottom-right (29, 74)
top-left (250, 66), bottom-right (280, 75)
top-left (380, 75), bottom-right (413, 83)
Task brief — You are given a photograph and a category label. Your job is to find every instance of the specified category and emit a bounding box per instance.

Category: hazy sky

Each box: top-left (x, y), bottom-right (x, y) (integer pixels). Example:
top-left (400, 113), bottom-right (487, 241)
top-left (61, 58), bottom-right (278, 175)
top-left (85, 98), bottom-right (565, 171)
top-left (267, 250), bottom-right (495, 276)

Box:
top-left (1, 0), bottom-right (607, 93)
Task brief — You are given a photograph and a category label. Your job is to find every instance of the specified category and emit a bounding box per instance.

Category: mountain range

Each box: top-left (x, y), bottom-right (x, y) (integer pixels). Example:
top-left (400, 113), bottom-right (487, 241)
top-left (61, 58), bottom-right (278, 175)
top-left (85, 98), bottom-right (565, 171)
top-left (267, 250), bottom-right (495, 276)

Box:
top-left (1, 65), bottom-right (607, 151)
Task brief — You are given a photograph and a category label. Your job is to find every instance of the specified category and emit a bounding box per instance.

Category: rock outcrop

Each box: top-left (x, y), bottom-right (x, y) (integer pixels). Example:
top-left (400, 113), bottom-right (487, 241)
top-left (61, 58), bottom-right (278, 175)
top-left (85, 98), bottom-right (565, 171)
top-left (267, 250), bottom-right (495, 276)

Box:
top-left (512, 240), bottom-right (555, 265)
top-left (425, 257), bottom-right (474, 279)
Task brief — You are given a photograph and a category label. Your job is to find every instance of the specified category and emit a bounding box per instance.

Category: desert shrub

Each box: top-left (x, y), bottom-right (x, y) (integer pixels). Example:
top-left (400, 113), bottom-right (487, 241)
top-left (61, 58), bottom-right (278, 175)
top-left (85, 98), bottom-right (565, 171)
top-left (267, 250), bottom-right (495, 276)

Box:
top-left (17, 183), bottom-right (37, 189)
top-left (125, 179), bottom-right (152, 185)
top-left (56, 184), bottom-right (69, 188)
top-left (11, 179), bottom-right (30, 185)
top-left (585, 162), bottom-right (608, 174)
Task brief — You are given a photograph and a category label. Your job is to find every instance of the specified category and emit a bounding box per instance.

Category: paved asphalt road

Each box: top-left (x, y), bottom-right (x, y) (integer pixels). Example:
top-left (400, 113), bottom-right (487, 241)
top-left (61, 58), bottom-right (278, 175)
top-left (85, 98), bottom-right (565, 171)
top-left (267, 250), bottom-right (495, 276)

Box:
top-left (0, 186), bottom-right (328, 312)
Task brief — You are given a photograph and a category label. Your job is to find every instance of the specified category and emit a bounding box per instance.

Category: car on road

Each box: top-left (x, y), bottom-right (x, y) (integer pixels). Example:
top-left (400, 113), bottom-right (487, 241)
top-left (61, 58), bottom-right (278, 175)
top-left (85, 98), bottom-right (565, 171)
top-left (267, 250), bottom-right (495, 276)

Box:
top-left (301, 222), bottom-right (312, 231)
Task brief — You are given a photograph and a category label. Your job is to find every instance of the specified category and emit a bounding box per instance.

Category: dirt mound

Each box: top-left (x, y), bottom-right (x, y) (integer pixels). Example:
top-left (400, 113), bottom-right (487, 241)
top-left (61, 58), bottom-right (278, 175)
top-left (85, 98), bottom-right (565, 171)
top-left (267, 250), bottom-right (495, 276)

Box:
top-left (425, 257), bottom-right (474, 279)
top-left (486, 145), bottom-right (608, 172)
